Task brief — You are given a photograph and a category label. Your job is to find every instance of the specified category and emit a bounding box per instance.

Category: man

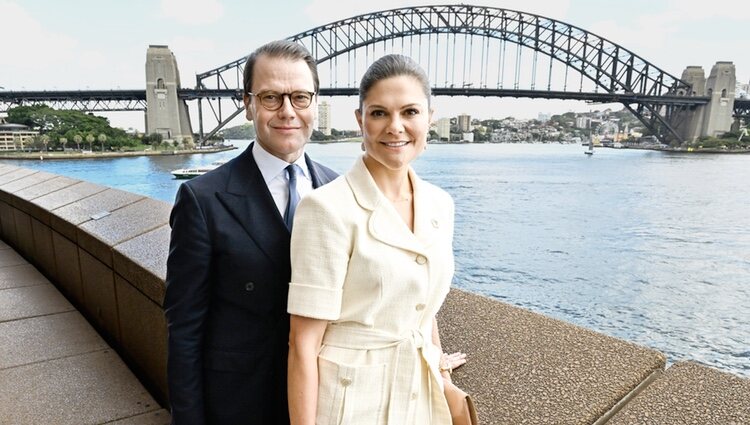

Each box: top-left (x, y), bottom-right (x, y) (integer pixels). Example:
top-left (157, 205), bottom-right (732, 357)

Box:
top-left (164, 40), bottom-right (338, 425)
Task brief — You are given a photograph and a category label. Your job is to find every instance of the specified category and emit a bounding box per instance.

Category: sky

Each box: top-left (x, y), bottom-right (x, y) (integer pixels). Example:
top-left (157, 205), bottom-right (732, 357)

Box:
top-left (1, 0), bottom-right (748, 132)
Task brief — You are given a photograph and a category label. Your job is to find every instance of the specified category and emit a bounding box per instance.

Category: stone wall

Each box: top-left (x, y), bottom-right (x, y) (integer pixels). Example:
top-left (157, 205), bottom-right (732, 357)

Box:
top-left (0, 163), bottom-right (171, 403)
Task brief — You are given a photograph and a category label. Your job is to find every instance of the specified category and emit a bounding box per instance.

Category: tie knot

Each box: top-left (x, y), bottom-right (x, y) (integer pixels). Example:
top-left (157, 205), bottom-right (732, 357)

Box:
top-left (286, 164), bottom-right (302, 182)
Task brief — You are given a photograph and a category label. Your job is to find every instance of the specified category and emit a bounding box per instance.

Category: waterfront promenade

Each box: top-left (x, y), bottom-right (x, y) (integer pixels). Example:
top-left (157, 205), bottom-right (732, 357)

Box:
top-left (0, 162), bottom-right (748, 424)
top-left (0, 145), bottom-right (236, 161)
top-left (0, 240), bottom-right (170, 424)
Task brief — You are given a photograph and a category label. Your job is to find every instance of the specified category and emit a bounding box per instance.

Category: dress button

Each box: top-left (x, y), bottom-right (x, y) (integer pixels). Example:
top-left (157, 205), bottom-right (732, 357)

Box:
top-left (410, 392), bottom-right (418, 400)
top-left (431, 219), bottom-right (439, 228)
top-left (415, 303), bottom-right (426, 311)
top-left (341, 377), bottom-right (352, 387)
top-left (245, 282), bottom-right (255, 291)
top-left (415, 255), bottom-right (427, 265)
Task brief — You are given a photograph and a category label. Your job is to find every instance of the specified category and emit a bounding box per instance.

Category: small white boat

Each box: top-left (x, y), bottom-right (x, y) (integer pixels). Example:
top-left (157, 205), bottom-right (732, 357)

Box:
top-left (584, 143), bottom-right (594, 155)
top-left (171, 160), bottom-right (227, 179)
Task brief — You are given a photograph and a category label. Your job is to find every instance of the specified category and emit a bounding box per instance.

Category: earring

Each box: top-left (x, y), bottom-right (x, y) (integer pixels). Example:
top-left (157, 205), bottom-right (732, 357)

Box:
top-left (360, 142), bottom-right (365, 151)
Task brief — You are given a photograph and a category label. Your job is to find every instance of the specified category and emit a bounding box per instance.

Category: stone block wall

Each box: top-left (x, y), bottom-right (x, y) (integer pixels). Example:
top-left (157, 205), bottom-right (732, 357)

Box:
top-left (0, 163), bottom-right (171, 404)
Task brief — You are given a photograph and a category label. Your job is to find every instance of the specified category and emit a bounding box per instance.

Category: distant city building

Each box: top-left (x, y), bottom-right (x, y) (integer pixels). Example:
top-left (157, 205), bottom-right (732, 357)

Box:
top-left (436, 118), bottom-right (451, 140)
top-left (736, 81), bottom-right (749, 98)
top-left (458, 114), bottom-right (472, 132)
top-left (461, 132), bottom-right (474, 142)
top-left (0, 123), bottom-right (38, 151)
top-left (575, 116), bottom-right (591, 129)
top-left (538, 113), bottom-right (550, 123)
top-left (317, 101), bottom-right (331, 136)
top-left (598, 121), bottom-right (619, 136)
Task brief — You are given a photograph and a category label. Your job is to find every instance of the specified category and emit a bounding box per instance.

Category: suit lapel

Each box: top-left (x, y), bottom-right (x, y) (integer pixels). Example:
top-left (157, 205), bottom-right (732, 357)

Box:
top-left (305, 153), bottom-right (331, 188)
top-left (215, 145), bottom-right (289, 269)
top-left (346, 157), bottom-right (436, 256)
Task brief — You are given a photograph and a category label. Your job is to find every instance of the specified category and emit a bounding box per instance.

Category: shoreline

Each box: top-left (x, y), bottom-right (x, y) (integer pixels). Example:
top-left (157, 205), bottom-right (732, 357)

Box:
top-left (0, 145), bottom-right (237, 161)
top-left (599, 145), bottom-right (750, 154)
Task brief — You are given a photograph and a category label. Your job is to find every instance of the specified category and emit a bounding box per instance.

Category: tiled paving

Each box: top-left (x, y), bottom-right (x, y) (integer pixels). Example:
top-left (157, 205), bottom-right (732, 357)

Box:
top-left (0, 240), bottom-right (169, 425)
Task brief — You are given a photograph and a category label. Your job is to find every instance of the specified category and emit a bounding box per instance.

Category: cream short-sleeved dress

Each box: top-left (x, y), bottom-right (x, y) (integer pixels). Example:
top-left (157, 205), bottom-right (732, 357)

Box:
top-left (288, 157), bottom-right (455, 425)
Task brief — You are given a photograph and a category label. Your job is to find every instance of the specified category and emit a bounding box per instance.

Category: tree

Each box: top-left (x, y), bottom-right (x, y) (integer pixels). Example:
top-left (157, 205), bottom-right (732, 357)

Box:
top-left (144, 132), bottom-right (163, 148)
top-left (72, 134), bottom-right (82, 150)
top-left (59, 137), bottom-right (68, 151)
top-left (97, 133), bottom-right (107, 152)
top-left (13, 135), bottom-right (22, 151)
top-left (182, 136), bottom-right (195, 150)
top-left (85, 134), bottom-right (95, 151)
top-left (40, 134), bottom-right (50, 152)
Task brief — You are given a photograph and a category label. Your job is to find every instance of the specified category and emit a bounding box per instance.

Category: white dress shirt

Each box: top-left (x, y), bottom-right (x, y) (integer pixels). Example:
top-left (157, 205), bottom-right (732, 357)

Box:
top-left (252, 141), bottom-right (313, 217)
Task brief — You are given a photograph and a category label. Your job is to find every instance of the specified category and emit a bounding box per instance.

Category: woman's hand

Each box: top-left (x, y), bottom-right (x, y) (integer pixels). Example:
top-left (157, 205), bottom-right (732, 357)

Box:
top-left (440, 351), bottom-right (468, 373)
top-left (439, 351), bottom-right (467, 382)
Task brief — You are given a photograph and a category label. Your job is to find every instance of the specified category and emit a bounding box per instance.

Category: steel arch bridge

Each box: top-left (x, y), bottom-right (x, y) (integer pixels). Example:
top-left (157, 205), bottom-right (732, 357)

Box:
top-left (193, 4), bottom-right (709, 143)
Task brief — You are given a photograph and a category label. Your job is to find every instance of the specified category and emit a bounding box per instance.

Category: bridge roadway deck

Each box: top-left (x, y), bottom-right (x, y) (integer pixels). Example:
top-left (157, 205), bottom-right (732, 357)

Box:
top-left (0, 240), bottom-right (170, 424)
top-left (0, 161), bottom-right (748, 423)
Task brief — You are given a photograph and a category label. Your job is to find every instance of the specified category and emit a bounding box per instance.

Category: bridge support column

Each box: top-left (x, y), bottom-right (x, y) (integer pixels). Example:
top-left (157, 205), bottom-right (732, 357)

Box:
top-left (701, 62), bottom-right (736, 138)
top-left (145, 45), bottom-right (193, 143)
top-left (675, 62), bottom-right (736, 142)
top-left (674, 66), bottom-right (706, 143)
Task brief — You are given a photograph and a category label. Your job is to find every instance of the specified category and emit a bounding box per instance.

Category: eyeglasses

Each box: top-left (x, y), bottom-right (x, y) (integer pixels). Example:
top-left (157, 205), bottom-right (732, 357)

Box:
top-left (247, 90), bottom-right (316, 111)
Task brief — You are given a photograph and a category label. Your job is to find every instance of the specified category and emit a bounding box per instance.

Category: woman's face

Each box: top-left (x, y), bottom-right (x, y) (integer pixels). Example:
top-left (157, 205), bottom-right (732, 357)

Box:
top-left (356, 75), bottom-right (432, 173)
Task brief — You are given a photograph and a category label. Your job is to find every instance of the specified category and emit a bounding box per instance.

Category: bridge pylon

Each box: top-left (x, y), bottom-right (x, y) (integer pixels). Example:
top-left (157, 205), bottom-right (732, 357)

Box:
top-left (675, 62), bottom-right (736, 143)
top-left (145, 45), bottom-right (193, 143)
top-left (702, 62), bottom-right (736, 138)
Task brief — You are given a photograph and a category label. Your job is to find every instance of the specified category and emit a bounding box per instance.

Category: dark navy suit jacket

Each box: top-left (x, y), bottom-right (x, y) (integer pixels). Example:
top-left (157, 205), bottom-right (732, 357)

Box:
top-left (164, 143), bottom-right (338, 425)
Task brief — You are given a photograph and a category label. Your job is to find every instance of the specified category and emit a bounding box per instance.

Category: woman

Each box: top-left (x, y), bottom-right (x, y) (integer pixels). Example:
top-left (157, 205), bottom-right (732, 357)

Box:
top-left (287, 54), bottom-right (461, 425)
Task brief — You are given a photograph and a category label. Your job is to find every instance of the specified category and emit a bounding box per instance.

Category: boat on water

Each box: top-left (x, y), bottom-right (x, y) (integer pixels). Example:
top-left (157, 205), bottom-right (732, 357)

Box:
top-left (584, 142), bottom-right (594, 156)
top-left (171, 160), bottom-right (227, 179)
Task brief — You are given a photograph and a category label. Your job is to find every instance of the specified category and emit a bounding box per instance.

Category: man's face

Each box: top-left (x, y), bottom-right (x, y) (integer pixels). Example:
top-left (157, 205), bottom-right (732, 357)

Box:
top-left (243, 55), bottom-right (317, 163)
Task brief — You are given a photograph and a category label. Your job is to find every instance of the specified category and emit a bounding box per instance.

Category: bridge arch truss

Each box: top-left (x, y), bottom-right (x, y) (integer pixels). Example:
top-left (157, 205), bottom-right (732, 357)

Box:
top-left (199, 6), bottom-right (708, 142)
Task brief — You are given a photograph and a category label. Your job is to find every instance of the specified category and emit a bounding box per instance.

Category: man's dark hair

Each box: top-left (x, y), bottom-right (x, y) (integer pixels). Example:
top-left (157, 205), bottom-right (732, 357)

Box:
top-left (243, 40), bottom-right (319, 94)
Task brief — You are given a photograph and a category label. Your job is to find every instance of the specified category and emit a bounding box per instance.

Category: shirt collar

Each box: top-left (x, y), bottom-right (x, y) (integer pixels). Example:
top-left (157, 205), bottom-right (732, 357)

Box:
top-left (252, 140), bottom-right (310, 184)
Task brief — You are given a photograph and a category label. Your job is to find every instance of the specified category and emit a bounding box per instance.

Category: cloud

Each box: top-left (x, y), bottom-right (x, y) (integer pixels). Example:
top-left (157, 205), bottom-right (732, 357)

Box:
top-left (0, 1), bottom-right (81, 88)
top-left (161, 0), bottom-right (224, 25)
top-left (0, 2), bottom-right (77, 62)
top-left (304, 0), bottom-right (571, 26)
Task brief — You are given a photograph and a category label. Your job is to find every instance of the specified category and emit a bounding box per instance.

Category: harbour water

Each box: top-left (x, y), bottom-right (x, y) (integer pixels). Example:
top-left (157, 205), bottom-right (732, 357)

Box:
top-left (6, 140), bottom-right (750, 378)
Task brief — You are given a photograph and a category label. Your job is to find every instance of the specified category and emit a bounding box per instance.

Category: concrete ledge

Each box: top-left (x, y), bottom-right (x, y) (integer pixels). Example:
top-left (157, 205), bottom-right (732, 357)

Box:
top-left (1, 170), bottom-right (57, 196)
top-left (77, 197), bottom-right (171, 267)
top-left (608, 361), bottom-right (750, 424)
top-left (113, 224), bottom-right (170, 305)
top-left (32, 180), bottom-right (109, 213)
top-left (13, 175), bottom-right (80, 225)
top-left (0, 168), bottom-right (39, 203)
top-left (49, 188), bottom-right (143, 241)
top-left (438, 289), bottom-right (666, 424)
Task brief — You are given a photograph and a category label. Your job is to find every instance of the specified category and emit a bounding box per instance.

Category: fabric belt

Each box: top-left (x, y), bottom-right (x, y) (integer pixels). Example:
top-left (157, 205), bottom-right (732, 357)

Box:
top-left (322, 325), bottom-right (451, 424)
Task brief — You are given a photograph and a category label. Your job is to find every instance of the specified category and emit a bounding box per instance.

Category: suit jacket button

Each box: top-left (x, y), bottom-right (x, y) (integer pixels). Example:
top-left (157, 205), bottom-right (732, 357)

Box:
top-left (245, 282), bottom-right (255, 291)
top-left (341, 377), bottom-right (352, 387)
top-left (415, 255), bottom-right (427, 265)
